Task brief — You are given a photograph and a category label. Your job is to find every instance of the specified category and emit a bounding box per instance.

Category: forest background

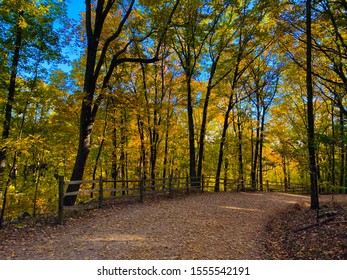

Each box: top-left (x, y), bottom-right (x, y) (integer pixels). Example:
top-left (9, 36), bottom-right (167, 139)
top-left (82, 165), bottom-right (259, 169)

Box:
top-left (0, 0), bottom-right (346, 224)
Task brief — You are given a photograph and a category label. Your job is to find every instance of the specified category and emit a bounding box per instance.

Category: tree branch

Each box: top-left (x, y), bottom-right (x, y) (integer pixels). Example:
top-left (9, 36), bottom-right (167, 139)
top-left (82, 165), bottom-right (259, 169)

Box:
top-left (94, 0), bottom-right (136, 81)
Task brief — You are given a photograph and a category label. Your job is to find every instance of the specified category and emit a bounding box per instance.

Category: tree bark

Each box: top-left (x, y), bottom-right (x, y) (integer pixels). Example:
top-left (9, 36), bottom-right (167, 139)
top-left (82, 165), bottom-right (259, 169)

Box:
top-left (215, 92), bottom-right (235, 192)
top-left (259, 110), bottom-right (266, 191)
top-left (331, 104), bottom-right (336, 186)
top-left (339, 109), bottom-right (346, 190)
top-left (162, 117), bottom-right (170, 186)
top-left (282, 155), bottom-right (289, 192)
top-left (214, 54), bottom-right (243, 191)
top-left (306, 0), bottom-right (319, 210)
top-left (91, 101), bottom-right (108, 197)
top-left (251, 91), bottom-right (261, 191)
top-left (186, 73), bottom-right (198, 182)
top-left (120, 109), bottom-right (128, 195)
top-left (236, 112), bottom-right (245, 191)
top-left (111, 102), bottom-right (118, 193)
top-left (197, 58), bottom-right (219, 179)
top-left (137, 114), bottom-right (147, 181)
top-left (162, 93), bottom-right (172, 186)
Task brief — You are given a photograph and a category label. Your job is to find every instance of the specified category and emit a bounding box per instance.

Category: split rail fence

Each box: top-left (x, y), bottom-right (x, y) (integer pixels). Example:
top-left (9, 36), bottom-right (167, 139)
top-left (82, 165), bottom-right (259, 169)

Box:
top-left (57, 175), bottom-right (206, 224)
top-left (57, 175), bottom-right (328, 224)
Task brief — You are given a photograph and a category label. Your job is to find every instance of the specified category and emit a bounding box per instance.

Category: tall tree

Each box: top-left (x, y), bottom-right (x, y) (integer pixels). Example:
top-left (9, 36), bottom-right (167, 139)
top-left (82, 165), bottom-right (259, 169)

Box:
top-left (214, 0), bottom-right (272, 192)
top-left (0, 0), bottom-right (67, 227)
top-left (64, 0), bottom-right (180, 206)
top-left (306, 0), bottom-right (319, 210)
top-left (0, 0), bottom-right (66, 178)
top-left (196, 2), bottom-right (234, 180)
top-left (0, 8), bottom-right (23, 177)
top-left (248, 57), bottom-right (279, 191)
top-left (171, 0), bottom-right (221, 182)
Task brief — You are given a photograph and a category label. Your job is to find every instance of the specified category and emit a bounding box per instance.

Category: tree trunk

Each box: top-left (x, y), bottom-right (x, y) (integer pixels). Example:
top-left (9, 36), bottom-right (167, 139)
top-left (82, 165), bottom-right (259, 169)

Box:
top-left (149, 105), bottom-right (159, 189)
top-left (91, 102), bottom-right (108, 197)
top-left (215, 53), bottom-right (244, 192)
top-left (232, 108), bottom-right (245, 192)
top-left (331, 104), bottom-right (336, 186)
top-left (306, 0), bottom-right (319, 210)
top-left (162, 105), bottom-right (171, 187)
top-left (0, 181), bottom-right (9, 228)
top-left (339, 109), bottom-right (346, 190)
top-left (64, 100), bottom-right (95, 205)
top-left (186, 74), bottom-right (197, 182)
top-left (0, 11), bottom-right (23, 177)
top-left (111, 105), bottom-right (118, 193)
top-left (251, 92), bottom-right (261, 191)
top-left (282, 155), bottom-right (288, 192)
top-left (215, 93), bottom-right (235, 192)
top-left (142, 64), bottom-right (162, 189)
top-left (120, 109), bottom-right (127, 195)
top-left (259, 110), bottom-right (266, 191)
top-left (0, 154), bottom-right (17, 228)
top-left (224, 159), bottom-right (229, 192)
top-left (64, 2), bottom-right (100, 205)
top-left (137, 114), bottom-right (147, 181)
top-left (33, 162), bottom-right (42, 217)
top-left (197, 59), bottom-right (218, 179)
top-left (237, 115), bottom-right (245, 191)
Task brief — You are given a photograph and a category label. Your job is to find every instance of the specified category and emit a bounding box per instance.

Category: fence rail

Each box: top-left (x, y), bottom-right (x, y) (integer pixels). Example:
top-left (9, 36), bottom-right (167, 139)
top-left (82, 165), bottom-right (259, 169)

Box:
top-left (57, 175), bottom-right (344, 224)
top-left (57, 175), bottom-right (206, 224)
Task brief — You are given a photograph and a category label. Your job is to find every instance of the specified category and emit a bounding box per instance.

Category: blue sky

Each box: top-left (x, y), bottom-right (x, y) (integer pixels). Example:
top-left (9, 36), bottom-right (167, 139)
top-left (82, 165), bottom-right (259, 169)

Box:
top-left (56, 1), bottom-right (85, 73)
top-left (67, 1), bottom-right (84, 20)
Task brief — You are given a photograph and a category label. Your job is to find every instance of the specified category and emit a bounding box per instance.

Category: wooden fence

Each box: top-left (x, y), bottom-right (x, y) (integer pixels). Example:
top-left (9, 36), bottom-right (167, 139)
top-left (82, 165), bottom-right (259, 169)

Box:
top-left (57, 175), bottom-right (204, 224)
top-left (261, 181), bottom-right (346, 195)
top-left (197, 178), bottom-right (311, 194)
top-left (264, 181), bottom-right (310, 194)
top-left (57, 175), bottom-right (342, 224)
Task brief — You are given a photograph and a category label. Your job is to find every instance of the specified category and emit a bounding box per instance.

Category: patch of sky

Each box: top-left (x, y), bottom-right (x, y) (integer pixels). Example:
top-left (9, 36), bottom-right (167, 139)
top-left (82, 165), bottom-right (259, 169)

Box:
top-left (53, 1), bottom-right (84, 74)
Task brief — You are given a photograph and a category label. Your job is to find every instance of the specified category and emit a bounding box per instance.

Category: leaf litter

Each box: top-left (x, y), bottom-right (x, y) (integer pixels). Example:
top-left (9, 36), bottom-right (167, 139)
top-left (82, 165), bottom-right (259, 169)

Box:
top-left (1, 192), bottom-right (345, 260)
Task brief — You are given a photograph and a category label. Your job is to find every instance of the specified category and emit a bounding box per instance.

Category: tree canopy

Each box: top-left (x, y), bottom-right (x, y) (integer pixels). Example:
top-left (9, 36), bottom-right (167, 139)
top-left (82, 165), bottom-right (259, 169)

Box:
top-left (0, 0), bottom-right (346, 222)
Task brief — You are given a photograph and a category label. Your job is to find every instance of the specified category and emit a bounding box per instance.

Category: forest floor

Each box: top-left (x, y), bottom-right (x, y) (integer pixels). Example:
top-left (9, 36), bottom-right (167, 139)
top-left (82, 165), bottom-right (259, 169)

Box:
top-left (264, 194), bottom-right (347, 259)
top-left (0, 191), bottom-right (346, 260)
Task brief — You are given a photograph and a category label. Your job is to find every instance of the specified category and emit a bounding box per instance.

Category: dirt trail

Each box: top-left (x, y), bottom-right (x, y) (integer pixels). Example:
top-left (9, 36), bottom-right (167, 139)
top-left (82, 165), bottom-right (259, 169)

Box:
top-left (0, 192), bottom-right (310, 260)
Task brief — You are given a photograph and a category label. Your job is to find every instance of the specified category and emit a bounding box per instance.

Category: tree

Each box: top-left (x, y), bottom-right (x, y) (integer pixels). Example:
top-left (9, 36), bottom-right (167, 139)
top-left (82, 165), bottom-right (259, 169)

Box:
top-left (0, 0), bottom-right (66, 177)
top-left (278, 0), bottom-right (346, 195)
top-left (312, 0), bottom-right (347, 190)
top-left (0, 0), bottom-right (67, 227)
top-left (196, 2), bottom-right (235, 180)
top-left (170, 0), bottom-right (210, 182)
top-left (64, 0), bottom-right (180, 206)
top-left (214, 0), bottom-right (273, 192)
top-left (306, 0), bottom-right (319, 210)
top-left (248, 56), bottom-right (279, 191)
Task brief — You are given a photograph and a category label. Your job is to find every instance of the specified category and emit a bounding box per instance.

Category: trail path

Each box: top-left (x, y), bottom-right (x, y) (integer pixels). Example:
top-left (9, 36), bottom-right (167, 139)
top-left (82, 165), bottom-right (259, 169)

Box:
top-left (0, 192), bottom-right (310, 260)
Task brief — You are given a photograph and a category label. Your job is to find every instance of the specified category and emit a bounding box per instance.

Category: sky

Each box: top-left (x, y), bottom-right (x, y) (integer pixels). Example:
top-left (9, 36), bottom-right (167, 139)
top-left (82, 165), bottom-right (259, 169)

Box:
top-left (67, 1), bottom-right (84, 20)
top-left (56, 1), bottom-right (85, 73)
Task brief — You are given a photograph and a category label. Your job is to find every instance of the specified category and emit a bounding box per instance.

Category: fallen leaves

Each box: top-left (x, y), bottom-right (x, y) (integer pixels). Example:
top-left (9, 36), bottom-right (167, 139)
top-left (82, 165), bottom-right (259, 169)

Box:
top-left (264, 196), bottom-right (347, 260)
top-left (0, 192), bottom-right (318, 260)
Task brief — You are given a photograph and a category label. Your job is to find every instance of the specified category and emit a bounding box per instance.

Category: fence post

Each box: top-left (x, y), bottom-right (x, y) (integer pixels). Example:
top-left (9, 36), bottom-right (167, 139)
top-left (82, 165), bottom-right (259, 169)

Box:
top-left (178, 170), bottom-right (180, 189)
top-left (186, 172), bottom-right (190, 194)
top-left (140, 178), bottom-right (144, 203)
top-left (266, 180), bottom-right (269, 192)
top-left (98, 176), bottom-right (104, 208)
top-left (169, 175), bottom-right (173, 198)
top-left (201, 175), bottom-right (204, 192)
top-left (57, 176), bottom-right (65, 224)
